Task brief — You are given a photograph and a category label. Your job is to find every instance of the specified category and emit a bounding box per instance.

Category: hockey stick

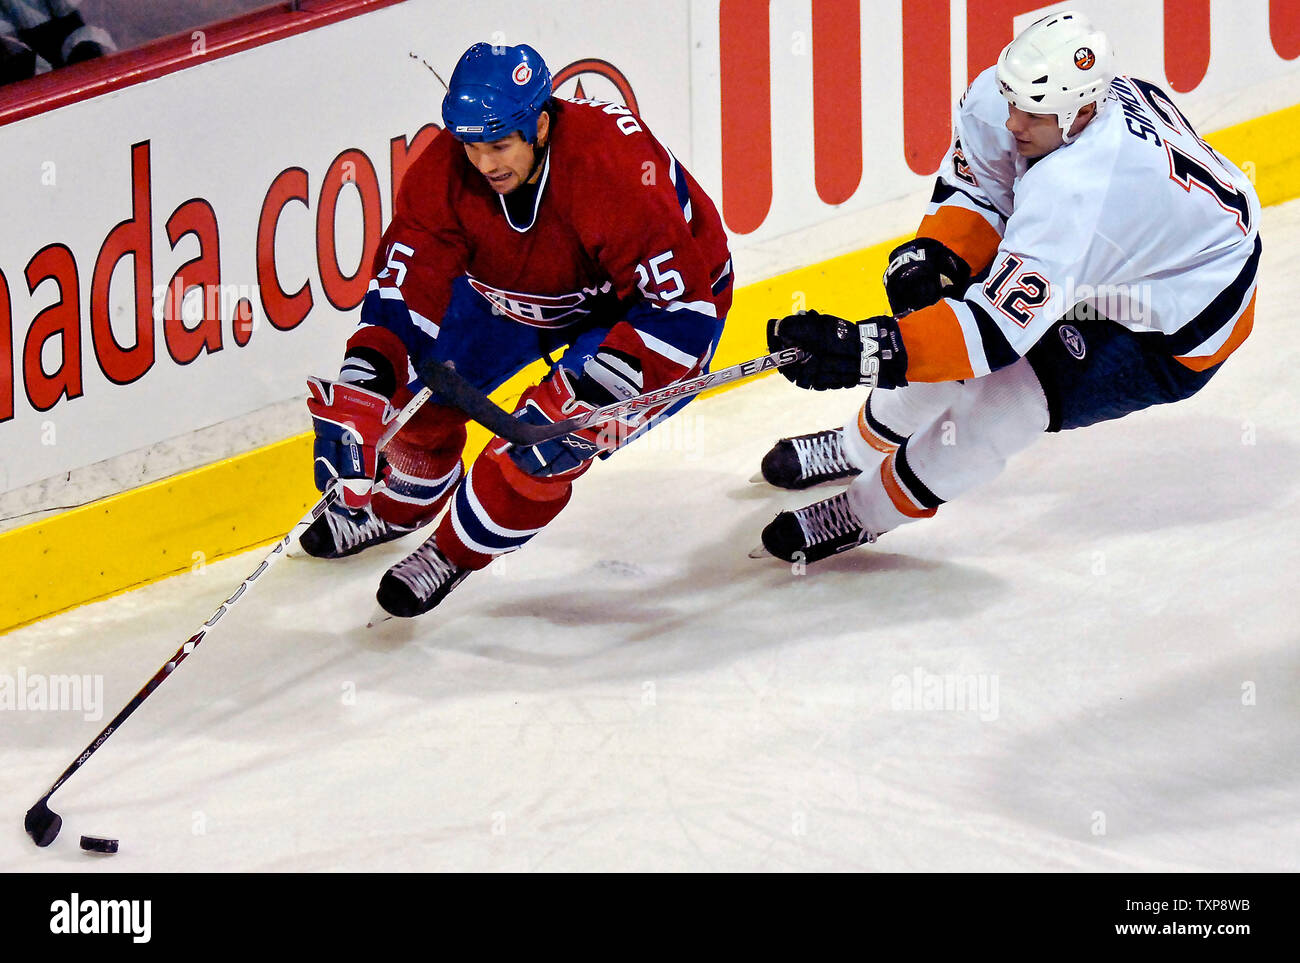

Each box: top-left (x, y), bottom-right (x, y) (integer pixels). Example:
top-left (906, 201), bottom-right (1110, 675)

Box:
top-left (417, 346), bottom-right (807, 447)
top-left (23, 384), bottom-right (436, 848)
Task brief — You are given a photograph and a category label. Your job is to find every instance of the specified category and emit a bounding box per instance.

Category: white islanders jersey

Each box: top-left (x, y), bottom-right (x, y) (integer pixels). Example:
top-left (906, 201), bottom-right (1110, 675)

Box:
top-left (902, 66), bottom-right (1261, 382)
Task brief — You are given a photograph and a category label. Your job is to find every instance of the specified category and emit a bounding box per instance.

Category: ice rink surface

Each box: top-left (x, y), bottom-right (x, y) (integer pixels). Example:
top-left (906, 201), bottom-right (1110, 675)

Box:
top-left (3, 201), bottom-right (1298, 873)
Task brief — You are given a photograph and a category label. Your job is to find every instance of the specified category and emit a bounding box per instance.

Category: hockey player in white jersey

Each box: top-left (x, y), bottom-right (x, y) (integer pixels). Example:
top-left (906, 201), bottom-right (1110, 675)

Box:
top-left (757, 10), bottom-right (1261, 562)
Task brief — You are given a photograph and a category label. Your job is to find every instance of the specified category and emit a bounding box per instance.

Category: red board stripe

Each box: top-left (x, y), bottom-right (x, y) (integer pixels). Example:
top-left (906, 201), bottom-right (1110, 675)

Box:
top-left (965, 0), bottom-right (1045, 86)
top-left (1164, 0), bottom-right (1211, 93)
top-left (719, 0), bottom-right (773, 235)
top-left (0, 0), bottom-right (408, 129)
top-left (902, 0), bottom-right (952, 175)
top-left (1270, 0), bottom-right (1300, 60)
top-left (812, 0), bottom-right (862, 205)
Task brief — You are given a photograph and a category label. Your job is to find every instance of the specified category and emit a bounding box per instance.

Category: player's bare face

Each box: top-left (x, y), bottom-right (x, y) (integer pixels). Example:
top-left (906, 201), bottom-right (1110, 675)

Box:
top-left (463, 113), bottom-right (551, 195)
top-left (1005, 103), bottom-right (1097, 158)
top-left (1005, 105), bottom-right (1065, 157)
top-left (464, 135), bottom-right (537, 193)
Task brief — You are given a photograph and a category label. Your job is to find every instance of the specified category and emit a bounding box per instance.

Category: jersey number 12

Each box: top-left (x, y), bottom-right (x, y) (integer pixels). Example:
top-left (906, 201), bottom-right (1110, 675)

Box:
top-left (1130, 78), bottom-right (1252, 235)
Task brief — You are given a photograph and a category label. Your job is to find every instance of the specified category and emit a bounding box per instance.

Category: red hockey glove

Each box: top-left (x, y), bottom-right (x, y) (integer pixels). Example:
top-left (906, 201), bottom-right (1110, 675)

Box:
top-left (508, 368), bottom-right (618, 478)
top-left (307, 377), bottom-right (400, 509)
top-left (767, 310), bottom-right (909, 391)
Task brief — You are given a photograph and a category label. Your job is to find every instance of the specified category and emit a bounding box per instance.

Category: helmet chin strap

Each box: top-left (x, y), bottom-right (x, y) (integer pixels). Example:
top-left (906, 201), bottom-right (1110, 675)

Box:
top-left (521, 141), bottom-right (549, 186)
top-left (1059, 112), bottom-right (1080, 144)
top-left (1059, 99), bottom-right (1101, 144)
top-left (515, 108), bottom-right (552, 187)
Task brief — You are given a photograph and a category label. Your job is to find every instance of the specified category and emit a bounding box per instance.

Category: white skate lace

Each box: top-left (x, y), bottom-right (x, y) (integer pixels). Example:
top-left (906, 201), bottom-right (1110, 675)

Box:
top-left (792, 429), bottom-right (854, 481)
top-left (390, 539), bottom-right (463, 602)
top-left (795, 492), bottom-right (874, 548)
top-left (325, 508), bottom-right (393, 553)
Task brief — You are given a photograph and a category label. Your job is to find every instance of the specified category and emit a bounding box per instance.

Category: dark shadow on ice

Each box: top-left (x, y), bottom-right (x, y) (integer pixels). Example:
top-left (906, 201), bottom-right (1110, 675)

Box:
top-left (436, 477), bottom-right (1008, 680)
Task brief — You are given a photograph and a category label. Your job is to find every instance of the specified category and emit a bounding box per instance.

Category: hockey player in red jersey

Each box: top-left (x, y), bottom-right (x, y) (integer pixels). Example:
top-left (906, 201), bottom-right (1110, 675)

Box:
top-left (756, 10), bottom-right (1260, 563)
top-left (301, 42), bottom-right (733, 618)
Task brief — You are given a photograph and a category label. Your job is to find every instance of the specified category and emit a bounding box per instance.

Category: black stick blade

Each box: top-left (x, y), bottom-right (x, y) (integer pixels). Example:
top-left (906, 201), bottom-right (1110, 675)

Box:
top-left (25, 799), bottom-right (61, 847)
top-left (417, 361), bottom-right (556, 447)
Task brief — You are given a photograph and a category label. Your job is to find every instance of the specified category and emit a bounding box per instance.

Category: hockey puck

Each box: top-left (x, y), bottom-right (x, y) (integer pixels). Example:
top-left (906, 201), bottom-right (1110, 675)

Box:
top-left (79, 835), bottom-right (119, 854)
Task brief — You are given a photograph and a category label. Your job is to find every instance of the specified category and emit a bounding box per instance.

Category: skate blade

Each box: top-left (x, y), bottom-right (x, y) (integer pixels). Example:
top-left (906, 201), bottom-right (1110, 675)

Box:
top-left (365, 604), bottom-right (395, 628)
top-left (748, 471), bottom-right (861, 490)
top-left (747, 543), bottom-right (773, 559)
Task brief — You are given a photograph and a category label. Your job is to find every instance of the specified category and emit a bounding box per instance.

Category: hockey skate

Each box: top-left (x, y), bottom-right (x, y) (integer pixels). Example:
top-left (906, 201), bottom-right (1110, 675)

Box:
top-left (298, 504), bottom-right (414, 559)
top-left (755, 428), bottom-right (861, 490)
top-left (755, 490), bottom-right (876, 563)
top-left (375, 535), bottom-right (471, 619)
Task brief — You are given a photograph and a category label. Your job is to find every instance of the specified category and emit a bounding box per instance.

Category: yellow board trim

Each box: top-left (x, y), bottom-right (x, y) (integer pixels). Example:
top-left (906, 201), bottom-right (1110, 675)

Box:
top-left (1205, 100), bottom-right (1300, 208)
top-left (3, 98), bottom-right (1298, 634)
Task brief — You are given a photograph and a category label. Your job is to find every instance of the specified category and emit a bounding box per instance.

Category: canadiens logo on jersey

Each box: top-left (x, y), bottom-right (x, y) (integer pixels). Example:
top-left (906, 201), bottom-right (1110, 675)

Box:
top-left (466, 276), bottom-right (613, 328)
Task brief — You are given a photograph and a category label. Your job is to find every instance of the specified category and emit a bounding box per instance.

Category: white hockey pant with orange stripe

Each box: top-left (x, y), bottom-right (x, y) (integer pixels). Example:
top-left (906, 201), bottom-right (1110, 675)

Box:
top-left (840, 357), bottom-right (1049, 535)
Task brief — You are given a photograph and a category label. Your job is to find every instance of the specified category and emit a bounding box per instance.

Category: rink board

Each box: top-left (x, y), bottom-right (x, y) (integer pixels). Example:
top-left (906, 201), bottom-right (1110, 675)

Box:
top-left (2, 2), bottom-right (1300, 632)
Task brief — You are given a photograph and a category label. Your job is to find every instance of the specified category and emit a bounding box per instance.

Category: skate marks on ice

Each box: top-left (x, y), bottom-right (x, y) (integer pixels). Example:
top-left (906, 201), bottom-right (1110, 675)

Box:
top-left (394, 475), bottom-right (1008, 682)
top-left (982, 637), bottom-right (1300, 871)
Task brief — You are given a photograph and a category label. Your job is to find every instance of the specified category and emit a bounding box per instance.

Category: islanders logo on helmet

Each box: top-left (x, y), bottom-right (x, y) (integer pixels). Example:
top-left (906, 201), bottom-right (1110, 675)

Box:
top-left (442, 42), bottom-right (553, 143)
top-left (1074, 47), bottom-right (1096, 70)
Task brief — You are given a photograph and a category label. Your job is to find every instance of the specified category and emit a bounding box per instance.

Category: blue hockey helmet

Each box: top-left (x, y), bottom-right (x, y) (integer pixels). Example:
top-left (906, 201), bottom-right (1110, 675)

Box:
top-left (442, 42), bottom-right (553, 144)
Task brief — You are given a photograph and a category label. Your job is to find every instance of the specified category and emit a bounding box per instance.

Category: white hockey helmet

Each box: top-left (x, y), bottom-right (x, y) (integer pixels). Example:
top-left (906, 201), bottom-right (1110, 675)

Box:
top-left (996, 10), bottom-right (1115, 143)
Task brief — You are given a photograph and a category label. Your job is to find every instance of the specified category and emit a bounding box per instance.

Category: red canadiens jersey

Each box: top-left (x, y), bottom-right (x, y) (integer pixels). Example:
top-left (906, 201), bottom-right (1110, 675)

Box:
top-left (354, 98), bottom-right (733, 387)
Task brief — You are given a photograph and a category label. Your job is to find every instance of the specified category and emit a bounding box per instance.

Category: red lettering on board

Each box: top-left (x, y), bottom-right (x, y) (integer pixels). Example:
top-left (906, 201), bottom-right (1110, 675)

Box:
top-left (719, 0), bottom-right (772, 234)
top-left (0, 269), bottom-right (11, 422)
top-left (812, 0), bottom-right (863, 204)
top-left (390, 124), bottom-right (443, 211)
top-left (23, 244), bottom-right (82, 412)
top-left (1271, 0), bottom-right (1300, 60)
top-left (902, 2), bottom-right (952, 176)
top-left (966, 1), bottom-right (1048, 86)
top-left (1164, 0), bottom-right (1211, 93)
top-left (163, 198), bottom-right (223, 365)
top-left (257, 167), bottom-right (313, 332)
top-left (90, 141), bottom-right (155, 385)
top-left (317, 148), bottom-right (383, 311)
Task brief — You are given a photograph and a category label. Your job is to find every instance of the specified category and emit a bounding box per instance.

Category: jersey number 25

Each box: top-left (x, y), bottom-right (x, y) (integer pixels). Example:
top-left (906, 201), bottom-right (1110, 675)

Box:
top-left (635, 250), bottom-right (686, 301)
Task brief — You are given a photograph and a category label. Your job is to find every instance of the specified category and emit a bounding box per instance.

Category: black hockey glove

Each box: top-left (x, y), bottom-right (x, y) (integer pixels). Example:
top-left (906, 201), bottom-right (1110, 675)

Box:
top-left (0, 35), bottom-right (40, 84)
top-left (65, 41), bottom-right (108, 65)
top-left (882, 237), bottom-right (971, 315)
top-left (766, 310), bottom-right (908, 391)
